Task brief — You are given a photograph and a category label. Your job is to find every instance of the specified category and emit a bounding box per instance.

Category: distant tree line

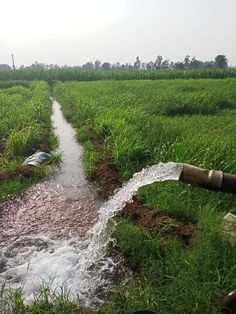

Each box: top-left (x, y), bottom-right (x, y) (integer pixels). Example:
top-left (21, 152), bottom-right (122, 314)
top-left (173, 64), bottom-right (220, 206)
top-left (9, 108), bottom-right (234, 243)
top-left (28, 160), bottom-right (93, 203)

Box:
top-left (0, 55), bottom-right (235, 82)
top-left (80, 54), bottom-right (229, 71)
top-left (0, 55), bottom-right (230, 72)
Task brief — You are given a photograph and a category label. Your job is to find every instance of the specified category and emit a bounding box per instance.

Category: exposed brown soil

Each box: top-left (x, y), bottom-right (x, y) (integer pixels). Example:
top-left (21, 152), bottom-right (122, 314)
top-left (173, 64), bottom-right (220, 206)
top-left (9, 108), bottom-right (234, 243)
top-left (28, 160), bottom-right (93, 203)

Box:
top-left (89, 139), bottom-right (123, 199)
top-left (39, 137), bottom-right (51, 153)
top-left (90, 139), bottom-right (197, 247)
top-left (122, 198), bottom-right (196, 246)
top-left (90, 159), bottom-right (123, 200)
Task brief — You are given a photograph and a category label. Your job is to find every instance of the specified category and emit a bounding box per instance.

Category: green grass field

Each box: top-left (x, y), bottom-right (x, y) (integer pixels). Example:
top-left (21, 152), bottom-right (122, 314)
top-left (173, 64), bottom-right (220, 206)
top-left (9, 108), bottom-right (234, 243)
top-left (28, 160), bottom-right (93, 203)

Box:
top-left (54, 78), bottom-right (236, 313)
top-left (0, 81), bottom-right (56, 199)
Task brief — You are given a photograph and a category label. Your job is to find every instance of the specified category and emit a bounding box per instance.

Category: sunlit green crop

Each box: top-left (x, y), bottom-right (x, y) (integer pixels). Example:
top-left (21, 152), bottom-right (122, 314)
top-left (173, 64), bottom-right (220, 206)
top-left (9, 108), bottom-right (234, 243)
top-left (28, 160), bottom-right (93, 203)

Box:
top-left (0, 81), bottom-right (54, 198)
top-left (54, 78), bottom-right (236, 314)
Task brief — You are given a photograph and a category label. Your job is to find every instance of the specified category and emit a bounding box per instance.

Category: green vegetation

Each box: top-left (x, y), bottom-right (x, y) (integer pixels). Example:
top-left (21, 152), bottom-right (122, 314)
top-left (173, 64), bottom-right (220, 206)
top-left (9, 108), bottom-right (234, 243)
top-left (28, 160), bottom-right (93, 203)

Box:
top-left (0, 81), bottom-right (56, 199)
top-left (1, 78), bottom-right (236, 313)
top-left (54, 79), bottom-right (236, 177)
top-left (0, 285), bottom-right (92, 314)
top-left (0, 68), bottom-right (236, 83)
top-left (54, 79), bottom-right (236, 313)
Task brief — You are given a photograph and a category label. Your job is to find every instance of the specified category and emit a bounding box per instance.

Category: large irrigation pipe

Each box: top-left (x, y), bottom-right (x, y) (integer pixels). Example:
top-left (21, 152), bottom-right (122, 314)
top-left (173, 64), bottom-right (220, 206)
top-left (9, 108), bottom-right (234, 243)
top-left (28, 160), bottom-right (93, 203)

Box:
top-left (179, 164), bottom-right (236, 195)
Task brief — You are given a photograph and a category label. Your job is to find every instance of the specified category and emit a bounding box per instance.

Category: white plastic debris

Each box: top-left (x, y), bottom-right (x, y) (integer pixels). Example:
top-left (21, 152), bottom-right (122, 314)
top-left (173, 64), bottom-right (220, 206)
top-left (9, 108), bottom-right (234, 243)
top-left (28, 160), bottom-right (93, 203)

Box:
top-left (224, 213), bottom-right (236, 223)
top-left (23, 151), bottom-right (51, 167)
top-left (224, 213), bottom-right (236, 241)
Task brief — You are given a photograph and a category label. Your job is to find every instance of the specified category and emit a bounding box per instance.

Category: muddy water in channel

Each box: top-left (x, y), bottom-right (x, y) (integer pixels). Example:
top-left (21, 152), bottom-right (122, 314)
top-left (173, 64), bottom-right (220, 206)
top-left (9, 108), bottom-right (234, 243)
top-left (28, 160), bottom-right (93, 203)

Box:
top-left (0, 100), bottom-right (106, 307)
top-left (0, 100), bottom-right (100, 243)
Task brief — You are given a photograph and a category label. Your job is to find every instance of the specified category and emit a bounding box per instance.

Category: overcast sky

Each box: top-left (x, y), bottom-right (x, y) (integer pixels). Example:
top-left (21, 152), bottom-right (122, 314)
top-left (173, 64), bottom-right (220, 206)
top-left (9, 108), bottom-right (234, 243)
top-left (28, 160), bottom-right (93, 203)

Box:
top-left (0, 0), bottom-right (235, 67)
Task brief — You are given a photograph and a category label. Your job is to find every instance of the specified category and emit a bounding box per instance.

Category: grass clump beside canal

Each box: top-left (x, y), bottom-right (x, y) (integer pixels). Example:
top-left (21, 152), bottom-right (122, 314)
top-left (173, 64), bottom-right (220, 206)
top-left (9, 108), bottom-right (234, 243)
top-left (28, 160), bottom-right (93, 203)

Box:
top-left (0, 285), bottom-right (92, 314)
top-left (0, 81), bottom-right (57, 200)
top-left (54, 79), bottom-right (236, 313)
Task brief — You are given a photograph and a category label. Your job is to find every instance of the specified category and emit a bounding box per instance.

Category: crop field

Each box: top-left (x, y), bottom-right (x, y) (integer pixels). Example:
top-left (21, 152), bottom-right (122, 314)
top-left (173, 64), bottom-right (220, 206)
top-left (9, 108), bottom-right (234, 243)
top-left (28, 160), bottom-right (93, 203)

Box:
top-left (0, 81), bottom-right (54, 199)
top-left (0, 68), bottom-right (236, 82)
top-left (54, 78), bottom-right (236, 313)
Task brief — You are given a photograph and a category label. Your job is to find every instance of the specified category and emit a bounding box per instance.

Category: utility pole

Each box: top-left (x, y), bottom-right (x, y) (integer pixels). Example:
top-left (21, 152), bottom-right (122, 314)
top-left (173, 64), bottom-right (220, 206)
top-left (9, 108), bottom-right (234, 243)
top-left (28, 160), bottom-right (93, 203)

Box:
top-left (11, 54), bottom-right (15, 70)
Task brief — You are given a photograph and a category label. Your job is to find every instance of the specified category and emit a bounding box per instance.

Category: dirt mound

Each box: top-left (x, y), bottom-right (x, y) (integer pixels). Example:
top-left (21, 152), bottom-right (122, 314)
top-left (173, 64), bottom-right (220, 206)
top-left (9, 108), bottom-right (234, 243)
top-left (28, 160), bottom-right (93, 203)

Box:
top-left (122, 198), bottom-right (196, 246)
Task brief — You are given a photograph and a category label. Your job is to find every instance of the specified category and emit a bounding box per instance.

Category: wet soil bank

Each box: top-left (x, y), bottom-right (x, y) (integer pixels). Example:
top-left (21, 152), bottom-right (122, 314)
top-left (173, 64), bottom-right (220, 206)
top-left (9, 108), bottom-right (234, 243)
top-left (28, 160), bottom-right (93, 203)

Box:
top-left (89, 139), bottom-right (196, 247)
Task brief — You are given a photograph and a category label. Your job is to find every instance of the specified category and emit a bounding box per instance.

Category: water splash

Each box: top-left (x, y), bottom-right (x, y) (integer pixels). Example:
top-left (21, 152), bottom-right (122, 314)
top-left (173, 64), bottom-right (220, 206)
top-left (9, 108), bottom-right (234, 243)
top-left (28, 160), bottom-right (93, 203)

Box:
top-left (0, 100), bottom-right (184, 309)
top-left (84, 162), bottom-right (184, 270)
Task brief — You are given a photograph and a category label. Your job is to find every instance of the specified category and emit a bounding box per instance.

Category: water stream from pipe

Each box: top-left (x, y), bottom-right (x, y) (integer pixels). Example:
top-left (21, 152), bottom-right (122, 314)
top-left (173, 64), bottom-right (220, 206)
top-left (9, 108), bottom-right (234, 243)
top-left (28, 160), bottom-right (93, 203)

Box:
top-left (0, 100), bottom-right (183, 308)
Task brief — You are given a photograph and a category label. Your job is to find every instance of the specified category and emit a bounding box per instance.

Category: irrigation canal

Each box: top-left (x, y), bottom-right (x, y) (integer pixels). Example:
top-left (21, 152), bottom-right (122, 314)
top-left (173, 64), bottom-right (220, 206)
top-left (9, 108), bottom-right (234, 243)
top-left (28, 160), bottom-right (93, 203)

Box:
top-left (0, 99), bottom-right (183, 308)
top-left (0, 100), bottom-right (108, 308)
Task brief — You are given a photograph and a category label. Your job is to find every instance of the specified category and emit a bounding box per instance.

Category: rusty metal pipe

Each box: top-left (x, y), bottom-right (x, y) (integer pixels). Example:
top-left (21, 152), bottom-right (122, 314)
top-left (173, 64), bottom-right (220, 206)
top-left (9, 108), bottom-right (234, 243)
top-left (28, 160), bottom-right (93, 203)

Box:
top-left (179, 164), bottom-right (236, 195)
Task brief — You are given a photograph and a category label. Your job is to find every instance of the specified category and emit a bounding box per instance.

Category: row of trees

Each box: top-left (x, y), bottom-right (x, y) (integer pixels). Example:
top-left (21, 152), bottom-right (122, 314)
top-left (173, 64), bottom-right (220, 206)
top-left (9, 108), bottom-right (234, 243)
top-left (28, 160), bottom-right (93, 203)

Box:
top-left (0, 55), bottom-right (229, 72)
top-left (133, 55), bottom-right (228, 71)
top-left (91, 55), bottom-right (228, 70)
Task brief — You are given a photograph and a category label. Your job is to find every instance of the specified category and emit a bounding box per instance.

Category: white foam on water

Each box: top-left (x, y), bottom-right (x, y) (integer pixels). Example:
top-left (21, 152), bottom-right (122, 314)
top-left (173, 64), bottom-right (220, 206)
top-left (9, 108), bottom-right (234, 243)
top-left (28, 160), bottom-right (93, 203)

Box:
top-left (0, 162), bottom-right (183, 308)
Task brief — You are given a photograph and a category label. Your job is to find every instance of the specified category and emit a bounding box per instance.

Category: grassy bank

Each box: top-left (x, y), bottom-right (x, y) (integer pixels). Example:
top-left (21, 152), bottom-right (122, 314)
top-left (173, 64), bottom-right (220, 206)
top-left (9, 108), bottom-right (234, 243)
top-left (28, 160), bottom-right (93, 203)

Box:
top-left (54, 79), bottom-right (236, 313)
top-left (0, 80), bottom-right (56, 200)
